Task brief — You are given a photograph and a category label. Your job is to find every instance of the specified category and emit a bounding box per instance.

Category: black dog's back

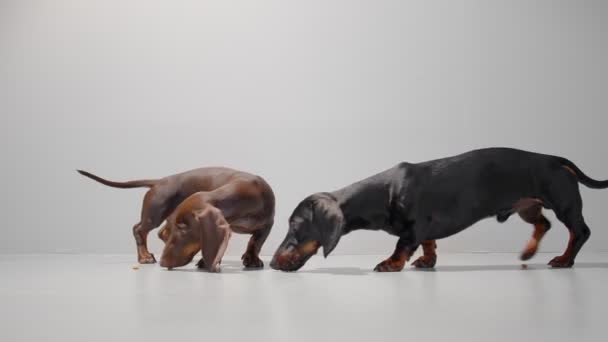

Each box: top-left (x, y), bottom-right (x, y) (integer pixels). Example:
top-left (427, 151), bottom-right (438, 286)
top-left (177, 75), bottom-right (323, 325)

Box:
top-left (405, 148), bottom-right (597, 240)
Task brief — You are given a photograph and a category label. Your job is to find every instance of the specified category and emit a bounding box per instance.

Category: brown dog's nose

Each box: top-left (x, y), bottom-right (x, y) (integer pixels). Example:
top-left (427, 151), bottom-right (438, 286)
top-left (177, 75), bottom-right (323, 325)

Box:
top-left (159, 258), bottom-right (172, 269)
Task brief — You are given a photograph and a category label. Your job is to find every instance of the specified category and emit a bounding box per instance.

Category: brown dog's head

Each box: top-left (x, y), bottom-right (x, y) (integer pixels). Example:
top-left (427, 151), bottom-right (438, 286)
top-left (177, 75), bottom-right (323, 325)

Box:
top-left (160, 205), bottom-right (231, 272)
top-left (157, 222), bottom-right (171, 243)
top-left (159, 211), bottom-right (202, 269)
top-left (270, 193), bottom-right (344, 272)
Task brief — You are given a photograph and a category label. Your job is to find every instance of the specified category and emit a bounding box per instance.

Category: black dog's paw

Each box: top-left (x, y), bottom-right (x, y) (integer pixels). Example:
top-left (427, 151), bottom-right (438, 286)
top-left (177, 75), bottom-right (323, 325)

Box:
top-left (196, 258), bottom-right (206, 269)
top-left (373, 259), bottom-right (405, 272)
top-left (242, 253), bottom-right (264, 269)
top-left (520, 249), bottom-right (536, 261)
top-left (548, 256), bottom-right (574, 268)
top-left (411, 255), bottom-right (437, 269)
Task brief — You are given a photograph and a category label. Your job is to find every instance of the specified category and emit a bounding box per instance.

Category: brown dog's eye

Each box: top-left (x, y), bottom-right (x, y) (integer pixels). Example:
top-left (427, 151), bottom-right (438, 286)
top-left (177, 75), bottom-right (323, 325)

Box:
top-left (176, 223), bottom-right (187, 230)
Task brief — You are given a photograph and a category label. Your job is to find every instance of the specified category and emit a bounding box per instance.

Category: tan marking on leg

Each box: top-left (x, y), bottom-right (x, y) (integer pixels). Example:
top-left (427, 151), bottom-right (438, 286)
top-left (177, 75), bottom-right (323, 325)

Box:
top-left (549, 231), bottom-right (575, 268)
top-left (521, 223), bottom-right (547, 260)
top-left (375, 248), bottom-right (413, 272)
top-left (412, 240), bottom-right (438, 268)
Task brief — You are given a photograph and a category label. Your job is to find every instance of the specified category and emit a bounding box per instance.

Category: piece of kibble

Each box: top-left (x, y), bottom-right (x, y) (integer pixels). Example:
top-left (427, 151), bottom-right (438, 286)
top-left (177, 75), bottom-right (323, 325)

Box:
top-left (521, 264), bottom-right (528, 269)
top-left (132, 265), bottom-right (140, 270)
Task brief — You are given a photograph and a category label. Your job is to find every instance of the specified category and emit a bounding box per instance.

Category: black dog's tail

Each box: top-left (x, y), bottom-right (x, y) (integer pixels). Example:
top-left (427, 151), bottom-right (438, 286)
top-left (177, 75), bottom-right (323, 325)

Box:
top-left (556, 157), bottom-right (608, 189)
top-left (77, 170), bottom-right (158, 189)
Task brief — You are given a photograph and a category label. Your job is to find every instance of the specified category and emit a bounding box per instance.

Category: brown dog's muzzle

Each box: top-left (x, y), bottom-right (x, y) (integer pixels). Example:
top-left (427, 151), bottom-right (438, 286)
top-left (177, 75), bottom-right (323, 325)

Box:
top-left (160, 241), bottom-right (200, 269)
top-left (270, 240), bottom-right (320, 272)
top-left (159, 253), bottom-right (190, 269)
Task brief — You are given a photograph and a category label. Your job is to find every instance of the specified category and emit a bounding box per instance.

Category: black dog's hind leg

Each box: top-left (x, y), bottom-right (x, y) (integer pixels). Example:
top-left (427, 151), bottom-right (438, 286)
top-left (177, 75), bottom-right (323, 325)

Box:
top-left (549, 211), bottom-right (590, 268)
top-left (374, 236), bottom-right (418, 272)
top-left (546, 174), bottom-right (591, 268)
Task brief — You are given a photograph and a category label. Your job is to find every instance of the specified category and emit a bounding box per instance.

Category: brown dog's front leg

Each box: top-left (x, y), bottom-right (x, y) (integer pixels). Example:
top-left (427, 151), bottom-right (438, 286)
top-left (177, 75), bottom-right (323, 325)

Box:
top-left (242, 223), bottom-right (272, 269)
top-left (411, 240), bottom-right (437, 268)
top-left (374, 238), bottom-right (415, 272)
top-left (196, 258), bottom-right (207, 269)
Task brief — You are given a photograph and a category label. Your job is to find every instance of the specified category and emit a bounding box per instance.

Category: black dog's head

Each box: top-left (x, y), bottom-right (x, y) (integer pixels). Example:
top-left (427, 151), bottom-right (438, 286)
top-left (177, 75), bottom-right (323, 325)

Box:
top-left (270, 193), bottom-right (344, 272)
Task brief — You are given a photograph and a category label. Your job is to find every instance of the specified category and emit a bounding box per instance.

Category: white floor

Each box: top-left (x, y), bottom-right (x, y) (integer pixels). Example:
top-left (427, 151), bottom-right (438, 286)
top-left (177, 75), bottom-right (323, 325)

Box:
top-left (1, 253), bottom-right (607, 342)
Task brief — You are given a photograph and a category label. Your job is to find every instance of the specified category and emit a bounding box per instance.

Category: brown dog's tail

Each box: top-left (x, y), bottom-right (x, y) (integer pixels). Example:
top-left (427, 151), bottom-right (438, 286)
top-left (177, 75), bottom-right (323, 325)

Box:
top-left (556, 157), bottom-right (608, 189)
top-left (77, 170), bottom-right (158, 189)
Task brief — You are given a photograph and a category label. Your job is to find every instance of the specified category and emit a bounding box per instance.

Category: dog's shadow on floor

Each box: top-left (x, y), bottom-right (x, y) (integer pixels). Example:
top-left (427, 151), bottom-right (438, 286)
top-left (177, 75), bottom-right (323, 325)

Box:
top-left (299, 267), bottom-right (373, 276)
top-left (165, 260), bottom-right (265, 274)
top-left (432, 262), bottom-right (608, 272)
top-left (297, 262), bottom-right (608, 275)
top-left (164, 261), bottom-right (608, 275)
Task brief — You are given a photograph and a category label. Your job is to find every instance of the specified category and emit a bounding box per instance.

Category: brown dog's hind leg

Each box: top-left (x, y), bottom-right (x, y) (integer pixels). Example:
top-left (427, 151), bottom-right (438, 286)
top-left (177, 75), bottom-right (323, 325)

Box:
top-left (134, 189), bottom-right (175, 264)
top-left (518, 203), bottom-right (551, 261)
top-left (374, 238), bottom-right (416, 272)
top-left (133, 222), bottom-right (157, 264)
top-left (411, 240), bottom-right (437, 268)
top-left (242, 222), bottom-right (272, 269)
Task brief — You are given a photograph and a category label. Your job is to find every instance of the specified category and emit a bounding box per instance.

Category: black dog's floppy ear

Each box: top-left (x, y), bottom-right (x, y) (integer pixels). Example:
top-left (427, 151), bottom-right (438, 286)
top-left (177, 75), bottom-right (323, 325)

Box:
top-left (312, 195), bottom-right (344, 258)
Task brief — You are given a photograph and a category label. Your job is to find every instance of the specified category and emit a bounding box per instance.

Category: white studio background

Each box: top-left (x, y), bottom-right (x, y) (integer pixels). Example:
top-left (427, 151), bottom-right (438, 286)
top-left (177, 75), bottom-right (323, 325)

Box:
top-left (1, 0), bottom-right (606, 258)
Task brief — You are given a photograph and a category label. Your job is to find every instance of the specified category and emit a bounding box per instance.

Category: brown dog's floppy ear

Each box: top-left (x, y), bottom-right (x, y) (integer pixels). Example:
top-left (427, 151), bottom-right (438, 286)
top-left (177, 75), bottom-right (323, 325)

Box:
top-left (312, 195), bottom-right (344, 258)
top-left (193, 206), bottom-right (231, 272)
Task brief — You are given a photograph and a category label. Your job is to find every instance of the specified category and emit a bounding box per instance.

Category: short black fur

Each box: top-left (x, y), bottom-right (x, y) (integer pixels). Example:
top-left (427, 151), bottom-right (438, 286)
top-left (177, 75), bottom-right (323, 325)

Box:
top-left (271, 148), bottom-right (608, 271)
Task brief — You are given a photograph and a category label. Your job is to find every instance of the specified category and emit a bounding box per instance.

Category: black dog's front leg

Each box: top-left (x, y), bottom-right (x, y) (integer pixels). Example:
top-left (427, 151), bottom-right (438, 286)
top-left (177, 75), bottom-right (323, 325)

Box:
top-left (374, 237), bottom-right (419, 272)
top-left (411, 240), bottom-right (438, 268)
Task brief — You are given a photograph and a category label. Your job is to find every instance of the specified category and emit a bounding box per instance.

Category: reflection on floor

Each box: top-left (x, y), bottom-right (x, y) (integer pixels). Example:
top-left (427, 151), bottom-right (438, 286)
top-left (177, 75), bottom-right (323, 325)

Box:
top-left (1, 253), bottom-right (607, 342)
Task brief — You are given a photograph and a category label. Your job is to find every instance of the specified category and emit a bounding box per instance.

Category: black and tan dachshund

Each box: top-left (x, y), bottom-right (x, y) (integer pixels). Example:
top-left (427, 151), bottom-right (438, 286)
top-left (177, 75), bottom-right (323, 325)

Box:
top-left (270, 148), bottom-right (607, 272)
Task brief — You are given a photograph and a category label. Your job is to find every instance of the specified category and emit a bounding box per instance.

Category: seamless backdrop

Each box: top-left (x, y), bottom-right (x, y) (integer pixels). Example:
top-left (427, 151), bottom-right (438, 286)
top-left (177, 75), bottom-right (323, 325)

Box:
top-left (1, 0), bottom-right (607, 257)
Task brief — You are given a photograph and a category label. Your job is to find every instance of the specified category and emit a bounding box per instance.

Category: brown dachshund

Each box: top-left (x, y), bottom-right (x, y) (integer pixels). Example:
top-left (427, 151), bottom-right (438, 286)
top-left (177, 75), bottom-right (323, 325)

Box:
top-left (158, 178), bottom-right (275, 271)
top-left (78, 167), bottom-right (275, 268)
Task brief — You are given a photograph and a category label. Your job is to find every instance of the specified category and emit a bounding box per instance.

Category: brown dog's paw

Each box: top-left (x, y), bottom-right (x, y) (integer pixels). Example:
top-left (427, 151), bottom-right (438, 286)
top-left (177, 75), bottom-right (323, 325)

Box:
top-left (138, 254), bottom-right (156, 264)
top-left (374, 259), bottom-right (405, 272)
top-left (411, 255), bottom-right (437, 268)
top-left (242, 253), bottom-right (264, 269)
top-left (548, 256), bottom-right (574, 268)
